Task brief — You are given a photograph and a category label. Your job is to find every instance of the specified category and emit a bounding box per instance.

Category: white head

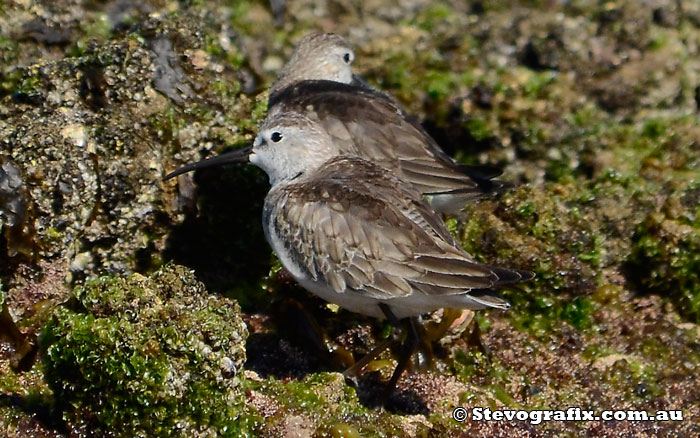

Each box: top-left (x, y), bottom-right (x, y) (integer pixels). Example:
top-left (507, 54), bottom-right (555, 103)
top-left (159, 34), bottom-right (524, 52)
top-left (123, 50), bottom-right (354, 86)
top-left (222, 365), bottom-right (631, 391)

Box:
top-left (250, 112), bottom-right (340, 185)
top-left (270, 33), bottom-right (355, 96)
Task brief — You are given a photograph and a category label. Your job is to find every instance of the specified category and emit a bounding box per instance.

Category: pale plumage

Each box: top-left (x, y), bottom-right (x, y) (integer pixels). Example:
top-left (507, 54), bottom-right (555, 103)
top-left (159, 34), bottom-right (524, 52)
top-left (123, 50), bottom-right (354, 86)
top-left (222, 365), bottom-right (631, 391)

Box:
top-left (264, 156), bottom-right (529, 319)
top-left (165, 33), bottom-right (510, 212)
top-left (269, 81), bottom-right (509, 214)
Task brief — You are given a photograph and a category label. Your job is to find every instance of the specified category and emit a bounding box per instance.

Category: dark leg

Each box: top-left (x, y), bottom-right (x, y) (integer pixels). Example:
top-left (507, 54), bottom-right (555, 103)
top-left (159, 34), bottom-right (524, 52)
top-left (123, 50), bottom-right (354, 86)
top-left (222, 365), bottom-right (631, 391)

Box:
top-left (380, 316), bottom-right (421, 404)
top-left (467, 317), bottom-right (490, 359)
top-left (343, 303), bottom-right (399, 386)
top-left (343, 303), bottom-right (401, 384)
top-left (342, 337), bottom-right (393, 385)
top-left (378, 303), bottom-right (401, 326)
top-left (279, 297), bottom-right (355, 369)
top-left (351, 304), bottom-right (423, 405)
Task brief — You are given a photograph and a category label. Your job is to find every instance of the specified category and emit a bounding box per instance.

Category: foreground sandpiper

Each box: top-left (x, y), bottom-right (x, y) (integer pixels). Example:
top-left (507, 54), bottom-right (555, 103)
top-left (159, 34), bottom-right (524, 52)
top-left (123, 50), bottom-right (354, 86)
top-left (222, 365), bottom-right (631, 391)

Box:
top-left (165, 112), bottom-right (533, 398)
top-left (167, 33), bottom-right (510, 214)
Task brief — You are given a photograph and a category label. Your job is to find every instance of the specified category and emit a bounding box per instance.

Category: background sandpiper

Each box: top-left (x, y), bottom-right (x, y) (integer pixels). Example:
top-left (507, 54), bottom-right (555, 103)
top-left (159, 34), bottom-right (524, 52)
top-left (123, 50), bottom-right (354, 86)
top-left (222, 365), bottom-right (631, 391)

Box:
top-left (268, 32), bottom-right (357, 98)
top-left (269, 32), bottom-right (511, 215)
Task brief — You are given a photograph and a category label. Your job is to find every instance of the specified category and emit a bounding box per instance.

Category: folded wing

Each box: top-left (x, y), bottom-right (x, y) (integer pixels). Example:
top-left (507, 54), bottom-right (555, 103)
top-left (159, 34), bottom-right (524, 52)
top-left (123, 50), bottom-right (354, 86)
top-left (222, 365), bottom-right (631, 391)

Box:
top-left (269, 81), bottom-right (510, 204)
top-left (268, 156), bottom-right (530, 306)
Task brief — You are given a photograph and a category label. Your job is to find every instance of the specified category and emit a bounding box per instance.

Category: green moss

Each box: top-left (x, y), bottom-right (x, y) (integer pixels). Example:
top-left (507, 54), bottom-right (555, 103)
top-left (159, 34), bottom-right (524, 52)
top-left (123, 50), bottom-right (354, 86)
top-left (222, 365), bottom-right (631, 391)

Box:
top-left (489, 384), bottom-right (517, 406)
top-left (523, 71), bottom-right (557, 98)
top-left (641, 118), bottom-right (668, 139)
top-left (628, 192), bottom-right (700, 322)
top-left (451, 350), bottom-right (490, 380)
top-left (236, 93), bottom-right (268, 133)
top-left (228, 1), bottom-right (255, 34)
top-left (581, 344), bottom-right (617, 361)
top-left (40, 264), bottom-right (255, 437)
top-left (205, 34), bottom-right (246, 70)
top-left (455, 112), bottom-right (700, 337)
top-left (595, 356), bottom-right (662, 401)
top-left (0, 35), bottom-right (19, 66)
top-left (568, 104), bottom-right (604, 128)
top-left (70, 12), bottom-right (113, 57)
top-left (15, 74), bottom-right (41, 96)
top-left (414, 3), bottom-right (455, 32)
top-left (450, 349), bottom-right (526, 410)
top-left (560, 297), bottom-right (594, 330)
top-left (506, 294), bottom-right (595, 337)
top-left (464, 118), bottom-right (493, 142)
top-left (0, 319), bottom-right (53, 437)
top-left (0, 68), bottom-right (22, 96)
top-left (424, 70), bottom-right (458, 100)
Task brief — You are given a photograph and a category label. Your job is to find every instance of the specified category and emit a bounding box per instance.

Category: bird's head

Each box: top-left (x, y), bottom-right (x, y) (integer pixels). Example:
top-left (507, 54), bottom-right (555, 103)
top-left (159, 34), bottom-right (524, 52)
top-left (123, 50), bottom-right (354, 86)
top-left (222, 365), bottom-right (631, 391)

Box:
top-left (250, 112), bottom-right (339, 185)
top-left (270, 32), bottom-right (355, 95)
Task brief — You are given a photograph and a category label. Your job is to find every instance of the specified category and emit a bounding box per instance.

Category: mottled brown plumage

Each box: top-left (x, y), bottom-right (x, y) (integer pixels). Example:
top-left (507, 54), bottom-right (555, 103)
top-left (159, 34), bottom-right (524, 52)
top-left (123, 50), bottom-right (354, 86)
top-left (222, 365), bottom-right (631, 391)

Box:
top-left (165, 110), bottom-right (533, 400)
top-left (269, 80), bottom-right (509, 214)
top-left (263, 154), bottom-right (529, 319)
top-left (266, 32), bottom-right (510, 213)
top-left (166, 32), bottom-right (510, 214)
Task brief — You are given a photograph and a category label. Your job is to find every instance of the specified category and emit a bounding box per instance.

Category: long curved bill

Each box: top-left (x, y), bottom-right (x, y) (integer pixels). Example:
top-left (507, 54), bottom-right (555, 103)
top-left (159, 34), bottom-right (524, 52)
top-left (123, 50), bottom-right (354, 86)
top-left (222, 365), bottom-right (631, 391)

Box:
top-left (163, 145), bottom-right (253, 180)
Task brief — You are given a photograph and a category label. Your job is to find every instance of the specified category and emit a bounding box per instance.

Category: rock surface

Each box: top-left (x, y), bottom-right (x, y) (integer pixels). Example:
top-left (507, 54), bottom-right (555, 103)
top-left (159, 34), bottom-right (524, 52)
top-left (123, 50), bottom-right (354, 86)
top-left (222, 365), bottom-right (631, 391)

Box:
top-left (0, 0), bottom-right (698, 437)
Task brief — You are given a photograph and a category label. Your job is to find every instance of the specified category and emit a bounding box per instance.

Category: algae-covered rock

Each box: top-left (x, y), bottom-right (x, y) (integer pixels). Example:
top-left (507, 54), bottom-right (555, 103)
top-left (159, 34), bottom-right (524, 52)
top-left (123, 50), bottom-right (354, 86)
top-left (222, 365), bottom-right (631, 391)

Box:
top-left (0, 1), bottom-right (270, 292)
top-left (628, 184), bottom-right (700, 322)
top-left (39, 264), bottom-right (253, 437)
top-left (1, 0), bottom-right (699, 437)
top-left (245, 372), bottom-right (411, 438)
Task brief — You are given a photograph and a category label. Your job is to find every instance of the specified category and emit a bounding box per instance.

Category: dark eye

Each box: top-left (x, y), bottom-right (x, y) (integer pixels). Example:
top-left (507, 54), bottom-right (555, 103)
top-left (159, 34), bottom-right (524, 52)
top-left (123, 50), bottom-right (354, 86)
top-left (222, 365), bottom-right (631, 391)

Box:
top-left (270, 132), bottom-right (283, 142)
top-left (343, 52), bottom-right (351, 64)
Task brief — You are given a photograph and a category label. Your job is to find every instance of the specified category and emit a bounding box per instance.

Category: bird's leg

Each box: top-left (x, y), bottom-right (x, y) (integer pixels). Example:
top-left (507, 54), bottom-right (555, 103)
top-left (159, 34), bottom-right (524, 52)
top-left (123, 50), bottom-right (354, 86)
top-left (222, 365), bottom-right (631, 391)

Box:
top-left (466, 316), bottom-right (490, 359)
top-left (378, 303), bottom-right (401, 326)
top-left (279, 298), bottom-right (355, 369)
top-left (411, 316), bottom-right (433, 371)
top-left (342, 336), bottom-right (393, 385)
top-left (342, 303), bottom-right (402, 385)
top-left (380, 315), bottom-right (421, 404)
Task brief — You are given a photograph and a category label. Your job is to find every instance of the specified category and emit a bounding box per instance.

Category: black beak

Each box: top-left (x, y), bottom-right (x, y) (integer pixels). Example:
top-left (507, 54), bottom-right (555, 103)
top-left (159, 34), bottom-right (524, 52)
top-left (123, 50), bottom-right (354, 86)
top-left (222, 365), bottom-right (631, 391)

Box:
top-left (163, 145), bottom-right (252, 180)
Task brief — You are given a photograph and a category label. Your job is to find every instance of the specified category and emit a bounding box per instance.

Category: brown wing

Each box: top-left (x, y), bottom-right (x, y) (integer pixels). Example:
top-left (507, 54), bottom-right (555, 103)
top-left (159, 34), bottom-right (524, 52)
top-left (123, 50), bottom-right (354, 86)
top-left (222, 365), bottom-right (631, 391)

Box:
top-left (267, 156), bottom-right (527, 301)
top-left (269, 81), bottom-right (507, 199)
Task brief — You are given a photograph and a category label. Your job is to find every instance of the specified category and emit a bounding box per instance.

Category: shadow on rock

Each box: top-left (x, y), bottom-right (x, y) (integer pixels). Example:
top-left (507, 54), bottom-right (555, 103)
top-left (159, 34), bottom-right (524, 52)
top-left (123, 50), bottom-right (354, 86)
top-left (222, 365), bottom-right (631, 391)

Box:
top-left (163, 162), bottom-right (271, 309)
top-left (245, 331), bottom-right (330, 380)
top-left (355, 373), bottom-right (430, 415)
top-left (0, 393), bottom-right (69, 436)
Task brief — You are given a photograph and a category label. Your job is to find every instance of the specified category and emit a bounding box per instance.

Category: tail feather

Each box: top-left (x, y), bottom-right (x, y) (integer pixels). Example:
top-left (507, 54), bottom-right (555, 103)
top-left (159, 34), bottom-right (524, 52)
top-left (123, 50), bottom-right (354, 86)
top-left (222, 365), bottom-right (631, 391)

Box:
top-left (454, 163), bottom-right (504, 180)
top-left (463, 289), bottom-right (511, 310)
top-left (489, 266), bottom-right (535, 285)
